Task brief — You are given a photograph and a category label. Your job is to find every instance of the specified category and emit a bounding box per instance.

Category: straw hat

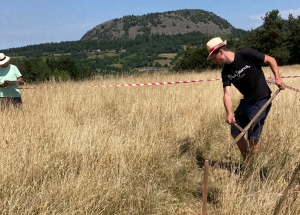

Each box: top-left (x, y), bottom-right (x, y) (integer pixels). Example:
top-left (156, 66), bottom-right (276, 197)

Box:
top-left (206, 37), bottom-right (227, 60)
top-left (0, 53), bottom-right (10, 65)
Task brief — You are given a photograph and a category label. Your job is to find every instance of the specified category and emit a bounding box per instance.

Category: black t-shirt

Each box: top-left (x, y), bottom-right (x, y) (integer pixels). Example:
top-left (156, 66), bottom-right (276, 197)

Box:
top-left (222, 48), bottom-right (271, 101)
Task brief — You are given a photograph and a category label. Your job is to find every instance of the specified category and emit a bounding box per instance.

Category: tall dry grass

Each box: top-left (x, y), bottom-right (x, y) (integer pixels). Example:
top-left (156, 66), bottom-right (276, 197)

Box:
top-left (0, 65), bottom-right (299, 214)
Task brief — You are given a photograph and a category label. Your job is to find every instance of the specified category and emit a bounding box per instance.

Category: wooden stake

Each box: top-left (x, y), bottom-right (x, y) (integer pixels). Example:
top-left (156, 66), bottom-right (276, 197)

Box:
top-left (201, 160), bottom-right (209, 215)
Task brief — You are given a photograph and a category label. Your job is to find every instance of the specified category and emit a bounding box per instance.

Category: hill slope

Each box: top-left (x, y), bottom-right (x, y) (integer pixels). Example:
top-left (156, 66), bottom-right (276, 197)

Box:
top-left (81, 9), bottom-right (242, 41)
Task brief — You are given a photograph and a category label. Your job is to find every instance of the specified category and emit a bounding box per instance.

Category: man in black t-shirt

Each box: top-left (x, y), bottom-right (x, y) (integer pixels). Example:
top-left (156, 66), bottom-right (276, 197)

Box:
top-left (206, 37), bottom-right (285, 161)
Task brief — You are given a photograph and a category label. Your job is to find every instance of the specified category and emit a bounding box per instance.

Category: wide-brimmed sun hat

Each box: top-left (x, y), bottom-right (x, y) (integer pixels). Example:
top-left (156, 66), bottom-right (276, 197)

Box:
top-left (206, 37), bottom-right (227, 60)
top-left (0, 53), bottom-right (10, 65)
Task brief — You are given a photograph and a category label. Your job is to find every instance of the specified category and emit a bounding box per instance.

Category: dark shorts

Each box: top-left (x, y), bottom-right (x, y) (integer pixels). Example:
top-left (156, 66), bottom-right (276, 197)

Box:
top-left (231, 97), bottom-right (271, 141)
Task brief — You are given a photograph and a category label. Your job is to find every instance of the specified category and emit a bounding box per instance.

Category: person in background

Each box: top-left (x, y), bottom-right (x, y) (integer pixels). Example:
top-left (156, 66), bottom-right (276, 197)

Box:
top-left (206, 37), bottom-right (285, 162)
top-left (0, 53), bottom-right (24, 109)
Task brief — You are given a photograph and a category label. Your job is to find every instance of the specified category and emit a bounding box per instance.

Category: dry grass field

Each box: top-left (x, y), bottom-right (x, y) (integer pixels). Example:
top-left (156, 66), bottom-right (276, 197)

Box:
top-left (0, 65), bottom-right (299, 214)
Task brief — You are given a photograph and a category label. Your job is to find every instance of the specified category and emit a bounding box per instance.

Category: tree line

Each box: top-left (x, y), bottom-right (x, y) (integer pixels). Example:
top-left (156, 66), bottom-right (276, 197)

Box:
top-left (174, 10), bottom-right (300, 71)
top-left (10, 57), bottom-right (94, 82)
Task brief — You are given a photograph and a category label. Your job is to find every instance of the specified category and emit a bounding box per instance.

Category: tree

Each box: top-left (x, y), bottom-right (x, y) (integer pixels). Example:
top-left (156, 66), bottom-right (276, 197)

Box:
top-left (287, 14), bottom-right (300, 64)
top-left (52, 69), bottom-right (71, 81)
top-left (254, 10), bottom-right (289, 65)
top-left (174, 45), bottom-right (218, 71)
top-left (24, 58), bottom-right (52, 82)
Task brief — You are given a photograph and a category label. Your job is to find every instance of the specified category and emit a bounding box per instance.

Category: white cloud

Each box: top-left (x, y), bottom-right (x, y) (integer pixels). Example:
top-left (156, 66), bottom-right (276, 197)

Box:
top-left (248, 8), bottom-right (300, 29)
top-left (250, 8), bottom-right (300, 21)
top-left (248, 14), bottom-right (264, 29)
top-left (250, 14), bottom-right (265, 21)
top-left (279, 8), bottom-right (300, 19)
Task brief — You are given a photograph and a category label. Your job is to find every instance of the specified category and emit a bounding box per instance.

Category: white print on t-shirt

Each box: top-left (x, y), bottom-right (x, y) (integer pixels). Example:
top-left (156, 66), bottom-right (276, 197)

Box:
top-left (228, 65), bottom-right (250, 81)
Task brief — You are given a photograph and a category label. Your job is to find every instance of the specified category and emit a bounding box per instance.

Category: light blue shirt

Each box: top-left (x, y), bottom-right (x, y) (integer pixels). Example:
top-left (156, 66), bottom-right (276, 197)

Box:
top-left (0, 64), bottom-right (22, 97)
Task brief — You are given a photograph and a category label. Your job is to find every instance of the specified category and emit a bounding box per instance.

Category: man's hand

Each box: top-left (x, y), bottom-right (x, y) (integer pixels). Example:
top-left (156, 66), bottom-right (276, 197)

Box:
top-left (226, 113), bottom-right (235, 125)
top-left (275, 78), bottom-right (285, 89)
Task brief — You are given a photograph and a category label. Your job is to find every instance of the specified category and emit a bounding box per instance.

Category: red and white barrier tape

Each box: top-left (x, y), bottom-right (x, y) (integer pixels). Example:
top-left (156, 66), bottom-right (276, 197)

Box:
top-left (19, 75), bottom-right (300, 92)
top-left (81, 76), bottom-right (300, 89)
top-left (266, 80), bottom-right (300, 92)
top-left (267, 75), bottom-right (300, 79)
top-left (82, 78), bottom-right (221, 88)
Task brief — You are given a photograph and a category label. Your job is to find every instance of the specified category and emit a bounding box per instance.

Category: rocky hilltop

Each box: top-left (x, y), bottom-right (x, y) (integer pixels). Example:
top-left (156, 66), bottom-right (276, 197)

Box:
top-left (81, 9), bottom-right (238, 41)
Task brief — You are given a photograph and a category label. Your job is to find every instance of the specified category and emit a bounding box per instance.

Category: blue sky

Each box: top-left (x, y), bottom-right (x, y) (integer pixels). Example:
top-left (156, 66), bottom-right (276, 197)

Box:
top-left (1, 0), bottom-right (300, 50)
